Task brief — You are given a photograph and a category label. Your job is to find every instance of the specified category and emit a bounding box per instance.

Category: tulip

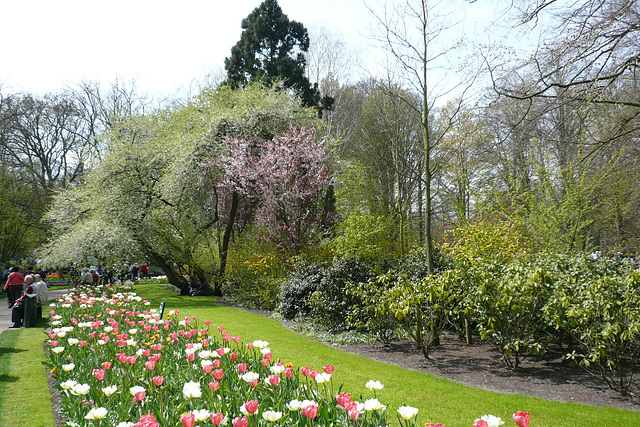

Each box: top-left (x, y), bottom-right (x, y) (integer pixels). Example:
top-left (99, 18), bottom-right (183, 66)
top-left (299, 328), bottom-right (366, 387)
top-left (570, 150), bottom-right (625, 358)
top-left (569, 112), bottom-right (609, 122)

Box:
top-left (398, 405), bottom-right (419, 420)
top-left (180, 413), bottom-right (195, 427)
top-left (152, 376), bottom-right (164, 386)
top-left (208, 381), bottom-right (219, 391)
top-left (213, 369), bottom-right (224, 380)
top-left (323, 364), bottom-right (334, 374)
top-left (268, 375), bottom-right (280, 386)
top-left (513, 411), bottom-right (530, 427)
top-left (300, 366), bottom-right (311, 376)
top-left (92, 368), bottom-right (105, 381)
top-left (210, 413), bottom-right (224, 425)
top-left (474, 421), bottom-right (489, 427)
top-left (232, 416), bottom-right (248, 427)
top-left (238, 363), bottom-right (248, 373)
top-left (336, 392), bottom-right (351, 407)
top-left (302, 404), bottom-right (318, 419)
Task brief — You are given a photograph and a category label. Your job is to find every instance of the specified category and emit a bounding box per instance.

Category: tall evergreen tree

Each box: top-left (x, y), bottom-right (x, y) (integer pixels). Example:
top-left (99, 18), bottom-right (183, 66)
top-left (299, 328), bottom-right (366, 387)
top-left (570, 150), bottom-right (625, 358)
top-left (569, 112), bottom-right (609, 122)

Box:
top-left (224, 0), bottom-right (332, 112)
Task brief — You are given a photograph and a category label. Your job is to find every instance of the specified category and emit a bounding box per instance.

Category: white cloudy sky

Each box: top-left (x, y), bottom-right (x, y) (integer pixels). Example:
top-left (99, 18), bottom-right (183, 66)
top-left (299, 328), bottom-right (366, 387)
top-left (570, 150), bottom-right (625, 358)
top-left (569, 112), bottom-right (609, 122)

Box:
top-left (0, 0), bottom-right (502, 97)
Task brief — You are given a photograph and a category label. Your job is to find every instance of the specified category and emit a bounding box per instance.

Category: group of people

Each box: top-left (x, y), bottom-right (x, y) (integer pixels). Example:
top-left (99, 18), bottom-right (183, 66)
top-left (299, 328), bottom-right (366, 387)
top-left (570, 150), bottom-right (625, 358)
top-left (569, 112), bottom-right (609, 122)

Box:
top-left (3, 266), bottom-right (49, 328)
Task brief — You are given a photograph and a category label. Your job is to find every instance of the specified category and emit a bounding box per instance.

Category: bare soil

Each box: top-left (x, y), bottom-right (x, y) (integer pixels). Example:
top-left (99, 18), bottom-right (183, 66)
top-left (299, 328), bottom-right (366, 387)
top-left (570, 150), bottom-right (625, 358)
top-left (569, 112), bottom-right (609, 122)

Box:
top-left (224, 302), bottom-right (640, 412)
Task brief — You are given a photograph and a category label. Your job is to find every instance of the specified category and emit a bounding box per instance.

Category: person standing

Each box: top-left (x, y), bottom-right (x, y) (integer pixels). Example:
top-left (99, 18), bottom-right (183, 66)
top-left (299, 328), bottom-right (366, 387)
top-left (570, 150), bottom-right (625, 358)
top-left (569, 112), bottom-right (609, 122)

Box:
top-left (4, 266), bottom-right (24, 308)
top-left (129, 263), bottom-right (139, 282)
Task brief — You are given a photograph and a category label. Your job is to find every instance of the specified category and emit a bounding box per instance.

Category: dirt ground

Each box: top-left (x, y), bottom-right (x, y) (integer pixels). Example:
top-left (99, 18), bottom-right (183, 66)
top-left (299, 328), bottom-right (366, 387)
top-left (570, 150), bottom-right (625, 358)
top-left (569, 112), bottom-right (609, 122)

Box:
top-left (246, 305), bottom-right (640, 413)
top-left (333, 335), bottom-right (640, 412)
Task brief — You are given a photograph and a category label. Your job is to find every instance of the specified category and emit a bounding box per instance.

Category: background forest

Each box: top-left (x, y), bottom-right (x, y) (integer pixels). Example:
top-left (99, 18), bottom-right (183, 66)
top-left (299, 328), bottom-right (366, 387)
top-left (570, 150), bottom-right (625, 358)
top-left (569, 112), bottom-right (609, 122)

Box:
top-left (2, 0), bottom-right (639, 303)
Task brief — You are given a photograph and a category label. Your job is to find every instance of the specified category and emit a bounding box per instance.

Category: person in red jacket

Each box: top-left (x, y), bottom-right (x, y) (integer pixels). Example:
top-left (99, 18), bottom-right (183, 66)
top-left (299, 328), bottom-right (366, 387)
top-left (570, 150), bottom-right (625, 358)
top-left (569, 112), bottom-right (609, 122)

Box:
top-left (10, 275), bottom-right (36, 328)
top-left (4, 266), bottom-right (24, 308)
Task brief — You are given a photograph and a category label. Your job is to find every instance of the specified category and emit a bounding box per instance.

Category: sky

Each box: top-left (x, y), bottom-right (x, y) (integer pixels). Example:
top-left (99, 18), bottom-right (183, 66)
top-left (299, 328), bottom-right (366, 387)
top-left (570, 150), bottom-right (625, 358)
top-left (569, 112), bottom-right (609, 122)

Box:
top-left (0, 0), bottom-right (500, 98)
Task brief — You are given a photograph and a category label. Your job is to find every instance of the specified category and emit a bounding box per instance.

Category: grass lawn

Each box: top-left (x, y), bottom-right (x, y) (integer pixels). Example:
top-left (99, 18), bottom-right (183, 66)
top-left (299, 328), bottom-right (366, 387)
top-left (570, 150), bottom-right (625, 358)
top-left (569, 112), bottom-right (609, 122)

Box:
top-left (1, 283), bottom-right (639, 426)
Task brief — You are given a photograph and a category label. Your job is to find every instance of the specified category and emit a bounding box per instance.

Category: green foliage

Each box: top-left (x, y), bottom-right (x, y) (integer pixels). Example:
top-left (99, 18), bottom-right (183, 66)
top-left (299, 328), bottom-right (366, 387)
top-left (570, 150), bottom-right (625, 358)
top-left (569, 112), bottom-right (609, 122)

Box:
top-left (465, 258), bottom-right (553, 369)
top-left (224, 0), bottom-right (326, 109)
top-left (545, 260), bottom-right (640, 392)
top-left (224, 229), bottom-right (288, 310)
top-left (443, 218), bottom-right (530, 266)
top-left (278, 261), bottom-right (327, 319)
top-left (0, 168), bottom-right (47, 261)
top-left (346, 274), bottom-right (401, 344)
top-left (330, 211), bottom-right (399, 263)
top-left (307, 257), bottom-right (374, 332)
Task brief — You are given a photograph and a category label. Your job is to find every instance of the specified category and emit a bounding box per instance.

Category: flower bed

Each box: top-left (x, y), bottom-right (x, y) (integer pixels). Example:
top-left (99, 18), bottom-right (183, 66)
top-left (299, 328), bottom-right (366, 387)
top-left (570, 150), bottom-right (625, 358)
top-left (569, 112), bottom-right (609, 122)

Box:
top-left (45, 286), bottom-right (528, 426)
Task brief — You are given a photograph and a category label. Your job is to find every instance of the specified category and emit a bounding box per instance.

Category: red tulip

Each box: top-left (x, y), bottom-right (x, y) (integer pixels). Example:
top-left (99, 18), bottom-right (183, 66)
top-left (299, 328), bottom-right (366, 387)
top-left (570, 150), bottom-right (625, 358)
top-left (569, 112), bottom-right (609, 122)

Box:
top-left (238, 363), bottom-right (248, 373)
top-left (323, 364), bottom-right (334, 374)
top-left (473, 421), bottom-right (488, 427)
top-left (513, 411), bottom-right (530, 427)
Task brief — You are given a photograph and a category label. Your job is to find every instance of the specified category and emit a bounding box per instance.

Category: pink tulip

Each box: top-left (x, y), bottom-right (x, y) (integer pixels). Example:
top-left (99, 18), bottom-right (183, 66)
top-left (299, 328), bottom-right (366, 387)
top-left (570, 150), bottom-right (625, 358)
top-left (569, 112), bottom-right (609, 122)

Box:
top-left (336, 392), bottom-right (351, 407)
top-left (302, 404), bottom-right (318, 419)
top-left (218, 326), bottom-right (224, 332)
top-left (310, 370), bottom-right (319, 379)
top-left (268, 375), bottom-right (280, 386)
top-left (127, 355), bottom-right (138, 364)
top-left (101, 361), bottom-right (112, 370)
top-left (116, 353), bottom-right (128, 364)
top-left (213, 369), bottom-right (224, 380)
top-left (473, 421), bottom-right (488, 427)
top-left (238, 363), bottom-right (248, 373)
top-left (323, 364), bottom-right (334, 374)
top-left (152, 376), bottom-right (164, 386)
top-left (213, 359), bottom-right (221, 368)
top-left (134, 390), bottom-right (146, 403)
top-left (92, 369), bottom-right (105, 381)
top-left (50, 340), bottom-right (59, 347)
top-left (233, 336), bottom-right (240, 343)
top-left (203, 364), bottom-right (213, 374)
top-left (300, 366), bottom-right (311, 376)
top-left (209, 381), bottom-right (219, 391)
top-left (246, 343), bottom-right (253, 350)
top-left (210, 413), bottom-right (224, 425)
top-left (249, 379), bottom-right (259, 388)
top-left (284, 367), bottom-right (293, 378)
top-left (244, 400), bottom-right (258, 414)
top-left (513, 411), bottom-right (531, 427)
top-left (260, 359), bottom-right (269, 366)
top-left (186, 353), bottom-right (195, 362)
top-left (232, 416), bottom-right (248, 427)
top-left (348, 409), bottom-right (360, 421)
top-left (204, 319), bottom-right (211, 326)
top-left (180, 413), bottom-right (195, 427)
top-left (145, 360), bottom-right (156, 370)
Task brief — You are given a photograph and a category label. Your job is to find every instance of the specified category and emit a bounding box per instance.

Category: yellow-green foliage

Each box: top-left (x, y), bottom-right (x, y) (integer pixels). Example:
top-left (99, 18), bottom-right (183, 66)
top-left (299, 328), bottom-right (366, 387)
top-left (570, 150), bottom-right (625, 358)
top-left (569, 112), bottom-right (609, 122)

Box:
top-left (443, 218), bottom-right (530, 265)
top-left (331, 211), bottom-right (400, 262)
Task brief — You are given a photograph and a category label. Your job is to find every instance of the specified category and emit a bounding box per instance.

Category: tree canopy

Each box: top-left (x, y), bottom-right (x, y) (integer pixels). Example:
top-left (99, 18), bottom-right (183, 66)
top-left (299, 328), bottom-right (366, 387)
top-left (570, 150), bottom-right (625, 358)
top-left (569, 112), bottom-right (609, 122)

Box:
top-left (224, 0), bottom-right (331, 111)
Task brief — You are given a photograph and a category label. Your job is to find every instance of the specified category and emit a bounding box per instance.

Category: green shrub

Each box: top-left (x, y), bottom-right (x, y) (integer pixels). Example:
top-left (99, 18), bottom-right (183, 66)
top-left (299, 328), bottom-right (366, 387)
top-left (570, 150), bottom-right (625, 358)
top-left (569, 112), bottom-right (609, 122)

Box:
top-left (308, 257), bottom-right (373, 332)
top-left (278, 261), bottom-right (327, 319)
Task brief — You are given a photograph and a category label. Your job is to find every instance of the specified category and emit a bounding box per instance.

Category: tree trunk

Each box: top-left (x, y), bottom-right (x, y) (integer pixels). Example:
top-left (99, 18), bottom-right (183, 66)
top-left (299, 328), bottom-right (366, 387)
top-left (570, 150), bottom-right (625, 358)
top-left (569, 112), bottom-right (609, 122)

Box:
top-left (218, 191), bottom-right (239, 281)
